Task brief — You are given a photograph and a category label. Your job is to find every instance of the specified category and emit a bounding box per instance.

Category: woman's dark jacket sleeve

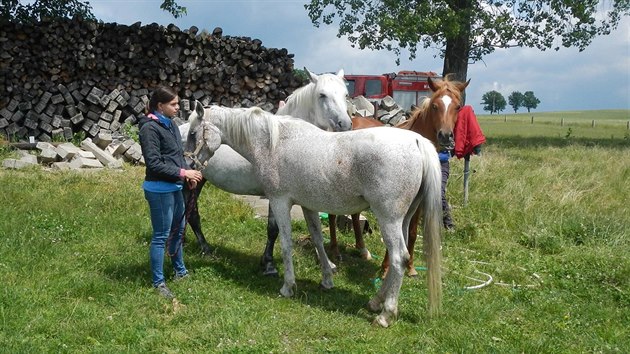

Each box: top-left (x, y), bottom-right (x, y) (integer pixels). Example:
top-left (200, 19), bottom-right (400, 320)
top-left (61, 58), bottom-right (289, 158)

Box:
top-left (138, 115), bottom-right (187, 183)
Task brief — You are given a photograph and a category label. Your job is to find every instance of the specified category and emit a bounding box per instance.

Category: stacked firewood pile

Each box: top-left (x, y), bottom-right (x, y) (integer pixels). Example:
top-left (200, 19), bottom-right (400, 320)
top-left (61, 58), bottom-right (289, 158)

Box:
top-left (0, 17), bottom-right (305, 142)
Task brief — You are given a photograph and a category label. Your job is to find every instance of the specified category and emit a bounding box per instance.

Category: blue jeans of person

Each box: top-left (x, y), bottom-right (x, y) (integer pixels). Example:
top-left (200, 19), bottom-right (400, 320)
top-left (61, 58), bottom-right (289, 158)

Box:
top-left (144, 189), bottom-right (188, 287)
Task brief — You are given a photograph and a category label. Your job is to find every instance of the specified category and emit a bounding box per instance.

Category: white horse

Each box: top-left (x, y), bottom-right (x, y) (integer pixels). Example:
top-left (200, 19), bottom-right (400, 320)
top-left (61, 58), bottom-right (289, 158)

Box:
top-left (180, 69), bottom-right (352, 264)
top-left (186, 103), bottom-right (443, 328)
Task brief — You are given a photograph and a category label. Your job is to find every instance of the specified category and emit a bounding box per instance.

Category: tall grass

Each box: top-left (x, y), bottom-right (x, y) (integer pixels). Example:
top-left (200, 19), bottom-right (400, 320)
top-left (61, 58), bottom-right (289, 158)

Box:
top-left (1, 122), bottom-right (629, 352)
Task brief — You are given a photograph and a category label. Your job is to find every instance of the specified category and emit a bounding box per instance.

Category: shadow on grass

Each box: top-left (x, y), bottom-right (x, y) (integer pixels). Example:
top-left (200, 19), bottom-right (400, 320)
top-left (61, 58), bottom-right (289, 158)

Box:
top-left (488, 135), bottom-right (630, 149)
top-left (104, 236), bottom-right (389, 322)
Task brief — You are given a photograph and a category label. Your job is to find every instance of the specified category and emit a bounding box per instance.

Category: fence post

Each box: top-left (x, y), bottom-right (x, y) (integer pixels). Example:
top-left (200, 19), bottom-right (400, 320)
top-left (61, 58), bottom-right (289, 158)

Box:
top-left (504, 115), bottom-right (507, 123)
top-left (592, 120), bottom-right (595, 128)
top-left (561, 118), bottom-right (564, 126)
top-left (531, 116), bottom-right (534, 124)
top-left (627, 121), bottom-right (629, 130)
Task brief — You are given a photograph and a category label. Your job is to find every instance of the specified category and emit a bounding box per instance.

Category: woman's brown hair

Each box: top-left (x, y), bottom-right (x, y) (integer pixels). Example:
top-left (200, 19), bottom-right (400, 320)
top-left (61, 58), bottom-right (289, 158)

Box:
top-left (147, 86), bottom-right (178, 113)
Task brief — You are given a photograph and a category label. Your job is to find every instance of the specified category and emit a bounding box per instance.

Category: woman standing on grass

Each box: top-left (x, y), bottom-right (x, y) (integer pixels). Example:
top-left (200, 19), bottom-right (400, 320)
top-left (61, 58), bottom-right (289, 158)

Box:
top-left (138, 86), bottom-right (203, 299)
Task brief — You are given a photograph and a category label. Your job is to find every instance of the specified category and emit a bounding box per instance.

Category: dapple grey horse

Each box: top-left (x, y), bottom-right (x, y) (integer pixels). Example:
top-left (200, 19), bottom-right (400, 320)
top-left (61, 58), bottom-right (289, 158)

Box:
top-left (186, 104), bottom-right (442, 328)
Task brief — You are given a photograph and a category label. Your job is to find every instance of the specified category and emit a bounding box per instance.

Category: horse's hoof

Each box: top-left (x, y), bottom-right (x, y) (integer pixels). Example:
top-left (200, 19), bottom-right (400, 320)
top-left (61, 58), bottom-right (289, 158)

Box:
top-left (328, 261), bottom-right (338, 273)
top-left (360, 248), bottom-right (372, 261)
top-left (200, 246), bottom-right (214, 257)
top-left (367, 298), bottom-right (382, 313)
top-left (407, 269), bottom-right (418, 278)
top-left (371, 315), bottom-right (390, 328)
top-left (261, 262), bottom-right (279, 277)
top-left (319, 281), bottom-right (334, 290)
top-left (280, 284), bottom-right (295, 297)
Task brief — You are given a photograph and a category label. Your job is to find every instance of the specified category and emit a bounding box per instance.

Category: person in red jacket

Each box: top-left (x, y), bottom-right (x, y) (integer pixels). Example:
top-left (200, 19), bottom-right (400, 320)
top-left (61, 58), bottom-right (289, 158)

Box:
top-left (441, 105), bottom-right (486, 230)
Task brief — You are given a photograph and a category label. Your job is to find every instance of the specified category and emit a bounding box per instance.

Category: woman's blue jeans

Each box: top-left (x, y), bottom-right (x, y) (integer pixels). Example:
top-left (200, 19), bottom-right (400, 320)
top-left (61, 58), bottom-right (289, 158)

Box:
top-left (144, 189), bottom-right (187, 287)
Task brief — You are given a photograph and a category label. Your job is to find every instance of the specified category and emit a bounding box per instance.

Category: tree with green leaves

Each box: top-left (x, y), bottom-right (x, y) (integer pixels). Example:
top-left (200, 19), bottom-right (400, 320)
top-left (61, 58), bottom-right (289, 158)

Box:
top-left (0, 0), bottom-right (186, 24)
top-left (481, 90), bottom-right (506, 114)
top-left (305, 1), bottom-right (629, 85)
top-left (508, 91), bottom-right (525, 113)
top-left (523, 91), bottom-right (541, 113)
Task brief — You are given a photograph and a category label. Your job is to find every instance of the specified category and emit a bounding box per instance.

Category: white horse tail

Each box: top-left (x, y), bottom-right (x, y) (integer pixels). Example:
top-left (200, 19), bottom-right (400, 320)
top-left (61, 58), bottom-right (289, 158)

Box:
top-left (419, 148), bottom-right (443, 316)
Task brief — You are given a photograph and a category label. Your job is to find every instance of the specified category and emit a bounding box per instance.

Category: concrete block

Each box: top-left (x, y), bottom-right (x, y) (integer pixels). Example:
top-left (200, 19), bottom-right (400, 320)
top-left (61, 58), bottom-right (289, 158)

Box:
top-left (77, 150), bottom-right (95, 159)
top-left (3, 158), bottom-right (37, 169)
top-left (37, 147), bottom-right (59, 164)
top-left (51, 161), bottom-right (71, 170)
top-left (80, 138), bottom-right (122, 168)
top-left (20, 154), bottom-right (38, 165)
top-left (69, 156), bottom-right (103, 169)
top-left (351, 95), bottom-right (375, 116)
top-left (56, 142), bottom-right (82, 161)
top-left (93, 133), bottom-right (113, 150)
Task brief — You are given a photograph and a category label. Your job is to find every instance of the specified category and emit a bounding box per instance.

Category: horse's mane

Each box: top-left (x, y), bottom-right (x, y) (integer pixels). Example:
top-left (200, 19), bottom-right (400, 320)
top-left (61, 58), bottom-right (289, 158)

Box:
top-left (396, 97), bottom-right (431, 129)
top-left (216, 106), bottom-right (280, 151)
top-left (278, 72), bottom-right (345, 117)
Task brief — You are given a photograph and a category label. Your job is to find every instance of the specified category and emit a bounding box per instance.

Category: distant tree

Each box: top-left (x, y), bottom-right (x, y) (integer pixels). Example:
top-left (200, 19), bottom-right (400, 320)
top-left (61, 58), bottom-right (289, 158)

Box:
top-left (481, 91), bottom-right (506, 114)
top-left (0, 0), bottom-right (186, 24)
top-left (523, 91), bottom-right (541, 113)
top-left (508, 91), bottom-right (525, 113)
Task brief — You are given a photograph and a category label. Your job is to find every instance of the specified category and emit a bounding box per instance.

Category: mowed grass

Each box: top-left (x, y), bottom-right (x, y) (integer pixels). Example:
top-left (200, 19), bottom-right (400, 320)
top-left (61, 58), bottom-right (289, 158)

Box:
top-left (1, 112), bottom-right (629, 352)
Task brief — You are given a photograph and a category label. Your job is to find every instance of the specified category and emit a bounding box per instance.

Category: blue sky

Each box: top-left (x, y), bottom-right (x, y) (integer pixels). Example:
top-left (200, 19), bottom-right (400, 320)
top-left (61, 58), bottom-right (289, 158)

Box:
top-left (89, 0), bottom-right (629, 114)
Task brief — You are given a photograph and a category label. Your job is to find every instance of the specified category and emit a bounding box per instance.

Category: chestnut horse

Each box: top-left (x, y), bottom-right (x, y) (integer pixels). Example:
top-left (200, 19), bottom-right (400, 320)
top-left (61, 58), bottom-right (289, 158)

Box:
top-left (328, 76), bottom-right (469, 277)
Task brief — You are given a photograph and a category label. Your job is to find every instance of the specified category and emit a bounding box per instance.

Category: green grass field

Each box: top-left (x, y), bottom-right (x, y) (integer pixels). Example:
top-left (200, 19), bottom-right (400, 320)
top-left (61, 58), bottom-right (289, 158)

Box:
top-left (1, 110), bottom-right (629, 352)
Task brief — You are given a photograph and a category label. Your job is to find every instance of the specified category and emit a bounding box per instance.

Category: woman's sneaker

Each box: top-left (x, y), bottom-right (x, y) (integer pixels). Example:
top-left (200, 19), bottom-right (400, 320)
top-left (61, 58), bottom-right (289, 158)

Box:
top-left (155, 283), bottom-right (175, 299)
top-left (173, 272), bottom-right (189, 282)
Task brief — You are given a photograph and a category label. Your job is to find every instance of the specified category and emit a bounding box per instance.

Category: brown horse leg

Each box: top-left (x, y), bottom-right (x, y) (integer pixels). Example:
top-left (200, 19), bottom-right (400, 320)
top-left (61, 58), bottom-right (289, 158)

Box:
top-left (184, 179), bottom-right (213, 256)
top-left (406, 210), bottom-right (420, 277)
top-left (381, 210), bottom-right (420, 278)
top-left (351, 213), bottom-right (371, 260)
top-left (328, 214), bottom-right (341, 262)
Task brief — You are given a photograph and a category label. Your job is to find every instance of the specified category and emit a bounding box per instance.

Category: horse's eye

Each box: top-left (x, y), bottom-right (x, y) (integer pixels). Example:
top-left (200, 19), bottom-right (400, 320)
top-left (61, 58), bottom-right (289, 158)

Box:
top-left (319, 93), bottom-right (327, 99)
top-left (456, 104), bottom-right (461, 111)
top-left (432, 103), bottom-right (438, 110)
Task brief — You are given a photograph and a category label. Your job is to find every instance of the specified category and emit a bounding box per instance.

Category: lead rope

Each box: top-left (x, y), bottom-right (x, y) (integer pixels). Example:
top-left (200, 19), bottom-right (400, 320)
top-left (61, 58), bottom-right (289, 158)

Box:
top-left (165, 184), bottom-right (199, 258)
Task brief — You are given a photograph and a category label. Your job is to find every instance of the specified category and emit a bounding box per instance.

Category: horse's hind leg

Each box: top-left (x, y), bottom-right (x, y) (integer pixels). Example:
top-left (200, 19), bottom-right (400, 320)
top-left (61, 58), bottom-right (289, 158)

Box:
top-left (269, 199), bottom-right (297, 297)
top-left (328, 214), bottom-right (342, 262)
top-left (185, 179), bottom-right (213, 255)
top-left (368, 222), bottom-right (407, 328)
top-left (405, 210), bottom-right (420, 277)
top-left (381, 209), bottom-right (420, 278)
top-left (351, 213), bottom-right (371, 260)
top-left (302, 207), bottom-right (335, 290)
top-left (260, 204), bottom-right (280, 277)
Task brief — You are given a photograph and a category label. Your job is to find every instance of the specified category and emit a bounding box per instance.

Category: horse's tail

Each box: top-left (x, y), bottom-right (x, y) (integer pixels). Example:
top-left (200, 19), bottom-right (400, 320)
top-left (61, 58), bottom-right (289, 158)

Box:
top-left (419, 146), bottom-right (443, 316)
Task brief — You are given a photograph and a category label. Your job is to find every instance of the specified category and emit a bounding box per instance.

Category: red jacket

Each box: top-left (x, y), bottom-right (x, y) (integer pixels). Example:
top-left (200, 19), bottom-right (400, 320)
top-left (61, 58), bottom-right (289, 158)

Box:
top-left (454, 105), bottom-right (486, 159)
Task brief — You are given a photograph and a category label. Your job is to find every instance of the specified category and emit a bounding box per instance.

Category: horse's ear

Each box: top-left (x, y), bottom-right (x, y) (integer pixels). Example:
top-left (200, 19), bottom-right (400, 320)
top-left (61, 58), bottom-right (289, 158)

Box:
top-left (189, 100), bottom-right (204, 131)
top-left (305, 67), bottom-right (318, 84)
top-left (457, 79), bottom-right (471, 92)
top-left (336, 69), bottom-right (344, 78)
top-left (428, 77), bottom-right (439, 92)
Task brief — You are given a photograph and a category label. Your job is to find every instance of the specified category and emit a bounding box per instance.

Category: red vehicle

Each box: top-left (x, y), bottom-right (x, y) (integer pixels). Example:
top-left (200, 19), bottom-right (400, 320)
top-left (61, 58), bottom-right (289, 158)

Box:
top-left (344, 71), bottom-right (440, 111)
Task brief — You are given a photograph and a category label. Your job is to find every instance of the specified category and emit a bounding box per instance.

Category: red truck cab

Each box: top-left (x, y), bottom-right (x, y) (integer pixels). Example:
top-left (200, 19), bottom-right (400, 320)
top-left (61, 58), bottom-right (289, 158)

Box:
top-left (345, 71), bottom-right (440, 110)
